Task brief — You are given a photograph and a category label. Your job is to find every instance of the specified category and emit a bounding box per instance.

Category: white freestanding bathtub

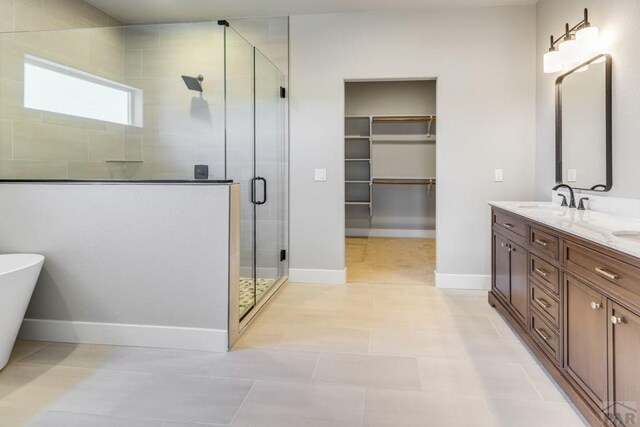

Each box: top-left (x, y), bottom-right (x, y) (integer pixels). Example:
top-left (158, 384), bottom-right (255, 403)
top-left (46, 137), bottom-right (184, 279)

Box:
top-left (0, 254), bottom-right (44, 370)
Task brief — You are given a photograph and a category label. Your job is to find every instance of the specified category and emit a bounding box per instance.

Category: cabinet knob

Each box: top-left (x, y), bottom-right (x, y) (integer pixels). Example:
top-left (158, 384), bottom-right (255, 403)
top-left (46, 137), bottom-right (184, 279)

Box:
top-left (591, 302), bottom-right (602, 310)
top-left (611, 316), bottom-right (623, 325)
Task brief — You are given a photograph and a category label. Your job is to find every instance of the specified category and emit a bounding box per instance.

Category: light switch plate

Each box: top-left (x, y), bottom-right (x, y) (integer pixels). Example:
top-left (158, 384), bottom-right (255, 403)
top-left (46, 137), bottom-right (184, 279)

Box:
top-left (494, 169), bottom-right (504, 182)
top-left (314, 168), bottom-right (327, 182)
top-left (567, 169), bottom-right (577, 182)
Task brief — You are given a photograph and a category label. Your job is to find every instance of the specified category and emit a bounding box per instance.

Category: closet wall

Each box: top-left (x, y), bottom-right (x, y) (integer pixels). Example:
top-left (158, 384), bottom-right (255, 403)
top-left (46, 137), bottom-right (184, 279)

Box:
top-left (345, 80), bottom-right (436, 237)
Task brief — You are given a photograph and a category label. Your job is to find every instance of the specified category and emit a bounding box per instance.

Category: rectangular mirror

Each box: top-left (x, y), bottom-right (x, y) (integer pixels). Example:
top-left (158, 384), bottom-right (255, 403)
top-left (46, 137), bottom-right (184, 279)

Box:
top-left (556, 54), bottom-right (612, 191)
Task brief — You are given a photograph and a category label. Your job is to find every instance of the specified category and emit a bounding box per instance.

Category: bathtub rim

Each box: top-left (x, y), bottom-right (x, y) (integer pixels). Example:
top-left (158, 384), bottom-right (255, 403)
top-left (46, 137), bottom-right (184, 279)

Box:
top-left (0, 254), bottom-right (45, 276)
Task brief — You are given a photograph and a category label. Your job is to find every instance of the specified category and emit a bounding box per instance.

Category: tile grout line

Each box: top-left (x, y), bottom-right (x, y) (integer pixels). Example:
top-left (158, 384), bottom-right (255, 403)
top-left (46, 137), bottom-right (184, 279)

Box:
top-left (227, 380), bottom-right (256, 426)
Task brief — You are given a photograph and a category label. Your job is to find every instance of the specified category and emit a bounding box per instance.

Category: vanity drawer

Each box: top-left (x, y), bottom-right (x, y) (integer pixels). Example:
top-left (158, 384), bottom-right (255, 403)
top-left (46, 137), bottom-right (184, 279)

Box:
top-left (530, 309), bottom-right (561, 365)
top-left (565, 241), bottom-right (640, 307)
top-left (530, 281), bottom-right (559, 329)
top-left (530, 254), bottom-right (560, 296)
top-left (493, 210), bottom-right (527, 239)
top-left (530, 227), bottom-right (559, 260)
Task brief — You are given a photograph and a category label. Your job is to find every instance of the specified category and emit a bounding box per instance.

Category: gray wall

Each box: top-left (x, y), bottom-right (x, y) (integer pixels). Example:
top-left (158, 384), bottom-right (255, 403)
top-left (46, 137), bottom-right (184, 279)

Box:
top-left (289, 8), bottom-right (536, 282)
top-left (536, 0), bottom-right (640, 199)
top-left (0, 183), bottom-right (231, 330)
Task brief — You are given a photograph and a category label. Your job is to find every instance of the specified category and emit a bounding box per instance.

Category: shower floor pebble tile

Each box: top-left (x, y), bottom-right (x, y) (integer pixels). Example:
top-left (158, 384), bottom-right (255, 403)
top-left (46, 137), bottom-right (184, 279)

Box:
top-left (0, 282), bottom-right (586, 426)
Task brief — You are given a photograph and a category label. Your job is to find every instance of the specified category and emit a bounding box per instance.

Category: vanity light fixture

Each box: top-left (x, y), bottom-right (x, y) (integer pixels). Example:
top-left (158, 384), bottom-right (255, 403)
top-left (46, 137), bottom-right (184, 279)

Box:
top-left (543, 8), bottom-right (602, 74)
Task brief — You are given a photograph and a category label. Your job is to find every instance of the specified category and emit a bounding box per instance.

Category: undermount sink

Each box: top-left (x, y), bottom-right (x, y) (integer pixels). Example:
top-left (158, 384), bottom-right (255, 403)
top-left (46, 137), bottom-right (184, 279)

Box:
top-left (612, 231), bottom-right (640, 242)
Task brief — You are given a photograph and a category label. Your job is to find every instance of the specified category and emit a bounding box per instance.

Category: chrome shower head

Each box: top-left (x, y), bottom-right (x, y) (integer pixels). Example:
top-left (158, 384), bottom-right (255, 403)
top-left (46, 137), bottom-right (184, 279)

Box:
top-left (181, 75), bottom-right (204, 92)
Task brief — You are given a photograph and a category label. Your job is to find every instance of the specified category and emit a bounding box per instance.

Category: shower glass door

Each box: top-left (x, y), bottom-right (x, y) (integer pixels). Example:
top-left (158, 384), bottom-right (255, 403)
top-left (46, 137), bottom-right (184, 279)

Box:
top-left (225, 28), bottom-right (256, 319)
top-left (254, 49), bottom-right (286, 306)
top-left (226, 26), bottom-right (287, 321)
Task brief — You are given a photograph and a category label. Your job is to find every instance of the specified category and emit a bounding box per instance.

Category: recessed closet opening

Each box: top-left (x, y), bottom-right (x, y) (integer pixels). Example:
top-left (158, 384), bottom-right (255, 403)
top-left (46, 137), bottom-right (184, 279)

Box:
top-left (344, 79), bottom-right (436, 286)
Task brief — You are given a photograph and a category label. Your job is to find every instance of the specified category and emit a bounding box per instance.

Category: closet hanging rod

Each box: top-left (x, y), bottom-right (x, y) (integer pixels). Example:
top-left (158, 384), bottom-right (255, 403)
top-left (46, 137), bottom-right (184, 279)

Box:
top-left (372, 116), bottom-right (435, 122)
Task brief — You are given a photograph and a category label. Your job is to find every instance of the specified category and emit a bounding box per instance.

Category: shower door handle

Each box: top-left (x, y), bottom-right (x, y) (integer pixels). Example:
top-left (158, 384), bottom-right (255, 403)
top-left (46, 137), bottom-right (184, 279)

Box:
top-left (255, 177), bottom-right (267, 205)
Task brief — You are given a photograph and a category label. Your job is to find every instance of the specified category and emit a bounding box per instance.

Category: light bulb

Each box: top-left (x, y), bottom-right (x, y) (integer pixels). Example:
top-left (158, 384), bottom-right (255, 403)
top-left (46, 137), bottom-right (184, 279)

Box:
top-left (558, 38), bottom-right (579, 65)
top-left (577, 26), bottom-right (605, 65)
top-left (543, 50), bottom-right (561, 73)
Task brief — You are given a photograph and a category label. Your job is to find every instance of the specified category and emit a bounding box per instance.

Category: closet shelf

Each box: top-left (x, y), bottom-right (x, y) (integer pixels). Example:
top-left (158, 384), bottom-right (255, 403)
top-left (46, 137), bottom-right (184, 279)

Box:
top-left (373, 116), bottom-right (436, 122)
top-left (345, 201), bottom-right (371, 205)
top-left (371, 134), bottom-right (436, 143)
top-left (345, 135), bottom-right (370, 140)
top-left (345, 159), bottom-right (370, 162)
top-left (345, 181), bottom-right (371, 184)
top-left (373, 178), bottom-right (436, 186)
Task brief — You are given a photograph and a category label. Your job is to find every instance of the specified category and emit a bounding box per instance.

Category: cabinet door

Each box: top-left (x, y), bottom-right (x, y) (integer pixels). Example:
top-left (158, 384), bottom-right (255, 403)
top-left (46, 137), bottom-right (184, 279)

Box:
top-left (493, 232), bottom-right (510, 303)
top-left (509, 241), bottom-right (528, 323)
top-left (565, 275), bottom-right (608, 409)
top-left (609, 302), bottom-right (640, 426)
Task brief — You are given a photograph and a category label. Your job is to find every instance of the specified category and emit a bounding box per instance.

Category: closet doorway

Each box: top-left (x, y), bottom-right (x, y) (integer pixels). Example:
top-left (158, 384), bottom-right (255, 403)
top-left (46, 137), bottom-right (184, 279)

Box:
top-left (344, 80), bottom-right (436, 286)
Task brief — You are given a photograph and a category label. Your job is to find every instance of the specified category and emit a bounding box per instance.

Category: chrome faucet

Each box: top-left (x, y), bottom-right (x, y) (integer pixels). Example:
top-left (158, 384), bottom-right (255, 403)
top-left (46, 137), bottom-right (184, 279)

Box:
top-left (553, 184), bottom-right (576, 208)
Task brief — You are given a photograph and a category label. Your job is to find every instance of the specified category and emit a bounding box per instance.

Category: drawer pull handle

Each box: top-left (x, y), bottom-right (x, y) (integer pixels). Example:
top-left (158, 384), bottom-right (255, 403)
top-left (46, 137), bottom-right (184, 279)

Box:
top-left (534, 297), bottom-right (551, 310)
top-left (534, 327), bottom-right (551, 341)
top-left (534, 238), bottom-right (550, 247)
top-left (591, 302), bottom-right (602, 310)
top-left (612, 316), bottom-right (623, 325)
top-left (595, 267), bottom-right (619, 280)
top-left (502, 223), bottom-right (514, 229)
top-left (534, 267), bottom-right (549, 278)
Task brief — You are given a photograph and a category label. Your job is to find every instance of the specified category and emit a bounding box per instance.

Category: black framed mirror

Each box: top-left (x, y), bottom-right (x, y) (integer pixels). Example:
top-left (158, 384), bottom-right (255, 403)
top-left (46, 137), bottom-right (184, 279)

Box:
top-left (556, 53), bottom-right (612, 191)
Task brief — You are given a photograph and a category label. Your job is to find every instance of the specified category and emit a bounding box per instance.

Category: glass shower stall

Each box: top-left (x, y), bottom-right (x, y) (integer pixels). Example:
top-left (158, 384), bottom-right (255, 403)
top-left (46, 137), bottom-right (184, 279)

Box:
top-left (0, 19), bottom-right (289, 328)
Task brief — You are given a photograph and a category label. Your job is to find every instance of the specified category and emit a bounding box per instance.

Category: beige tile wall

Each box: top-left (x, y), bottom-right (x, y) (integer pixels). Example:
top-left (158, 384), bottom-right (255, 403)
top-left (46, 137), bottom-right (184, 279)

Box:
top-left (123, 22), bottom-right (225, 180)
top-left (0, 1), bottom-right (226, 180)
top-left (0, 0), bottom-right (126, 179)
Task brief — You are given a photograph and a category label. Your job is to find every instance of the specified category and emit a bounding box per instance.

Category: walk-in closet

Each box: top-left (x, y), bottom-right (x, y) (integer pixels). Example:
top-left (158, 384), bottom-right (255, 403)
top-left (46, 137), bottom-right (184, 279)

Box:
top-left (344, 80), bottom-right (436, 285)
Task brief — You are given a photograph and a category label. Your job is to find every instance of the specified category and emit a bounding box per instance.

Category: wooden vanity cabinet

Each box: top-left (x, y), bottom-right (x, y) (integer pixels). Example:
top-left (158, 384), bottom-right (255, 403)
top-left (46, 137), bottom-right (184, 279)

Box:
top-left (489, 207), bottom-right (640, 427)
top-left (565, 274), bottom-right (608, 410)
top-left (491, 230), bottom-right (527, 325)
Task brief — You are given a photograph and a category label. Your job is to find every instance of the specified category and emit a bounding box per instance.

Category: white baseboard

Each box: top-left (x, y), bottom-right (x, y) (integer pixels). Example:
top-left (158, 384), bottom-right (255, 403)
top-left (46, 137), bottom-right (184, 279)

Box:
top-left (346, 228), bottom-right (436, 238)
top-left (289, 268), bottom-right (346, 284)
top-left (18, 319), bottom-right (228, 352)
top-left (435, 272), bottom-right (491, 290)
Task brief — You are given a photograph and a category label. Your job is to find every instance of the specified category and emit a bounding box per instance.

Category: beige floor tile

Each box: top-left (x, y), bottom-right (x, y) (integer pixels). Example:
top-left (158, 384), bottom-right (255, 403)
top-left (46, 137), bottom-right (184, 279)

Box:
top-left (0, 364), bottom-right (97, 410)
top-left (363, 388), bottom-right (494, 427)
top-left (418, 357), bottom-right (542, 401)
top-left (231, 380), bottom-right (365, 427)
top-left (370, 329), bottom-right (468, 359)
top-left (485, 398), bottom-right (587, 426)
top-left (16, 343), bottom-right (127, 370)
top-left (7, 340), bottom-right (51, 365)
top-left (206, 348), bottom-right (320, 382)
top-left (313, 353), bottom-right (421, 390)
top-left (410, 312), bottom-right (501, 337)
top-left (278, 326), bottom-right (371, 354)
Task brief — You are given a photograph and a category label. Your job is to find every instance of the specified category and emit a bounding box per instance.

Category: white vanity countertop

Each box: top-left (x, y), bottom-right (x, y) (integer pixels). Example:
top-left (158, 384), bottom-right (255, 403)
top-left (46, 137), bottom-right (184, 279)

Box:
top-left (489, 201), bottom-right (640, 259)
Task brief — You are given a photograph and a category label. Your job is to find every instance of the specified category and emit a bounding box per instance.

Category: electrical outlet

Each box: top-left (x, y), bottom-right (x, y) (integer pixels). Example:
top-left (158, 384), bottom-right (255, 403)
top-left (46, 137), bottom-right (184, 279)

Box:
top-left (568, 169), bottom-right (577, 182)
top-left (314, 169), bottom-right (327, 182)
top-left (494, 169), bottom-right (504, 182)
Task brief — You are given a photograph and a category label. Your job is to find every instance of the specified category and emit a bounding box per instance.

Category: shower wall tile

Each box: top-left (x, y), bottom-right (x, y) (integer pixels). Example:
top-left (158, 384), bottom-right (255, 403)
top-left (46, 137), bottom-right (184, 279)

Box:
top-left (0, 159), bottom-right (67, 178)
top-left (0, 119), bottom-right (12, 159)
top-left (87, 130), bottom-right (124, 161)
top-left (13, 121), bottom-right (88, 161)
top-left (124, 50), bottom-right (143, 79)
top-left (123, 26), bottom-right (160, 49)
top-left (0, 0), bottom-right (15, 33)
top-left (124, 134), bottom-right (143, 161)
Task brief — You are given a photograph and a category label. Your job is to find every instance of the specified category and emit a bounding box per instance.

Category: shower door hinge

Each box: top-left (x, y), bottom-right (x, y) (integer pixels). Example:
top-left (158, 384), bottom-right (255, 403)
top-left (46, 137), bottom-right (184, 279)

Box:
top-left (217, 20), bottom-right (229, 27)
top-left (280, 250), bottom-right (287, 262)
top-left (280, 87), bottom-right (286, 99)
